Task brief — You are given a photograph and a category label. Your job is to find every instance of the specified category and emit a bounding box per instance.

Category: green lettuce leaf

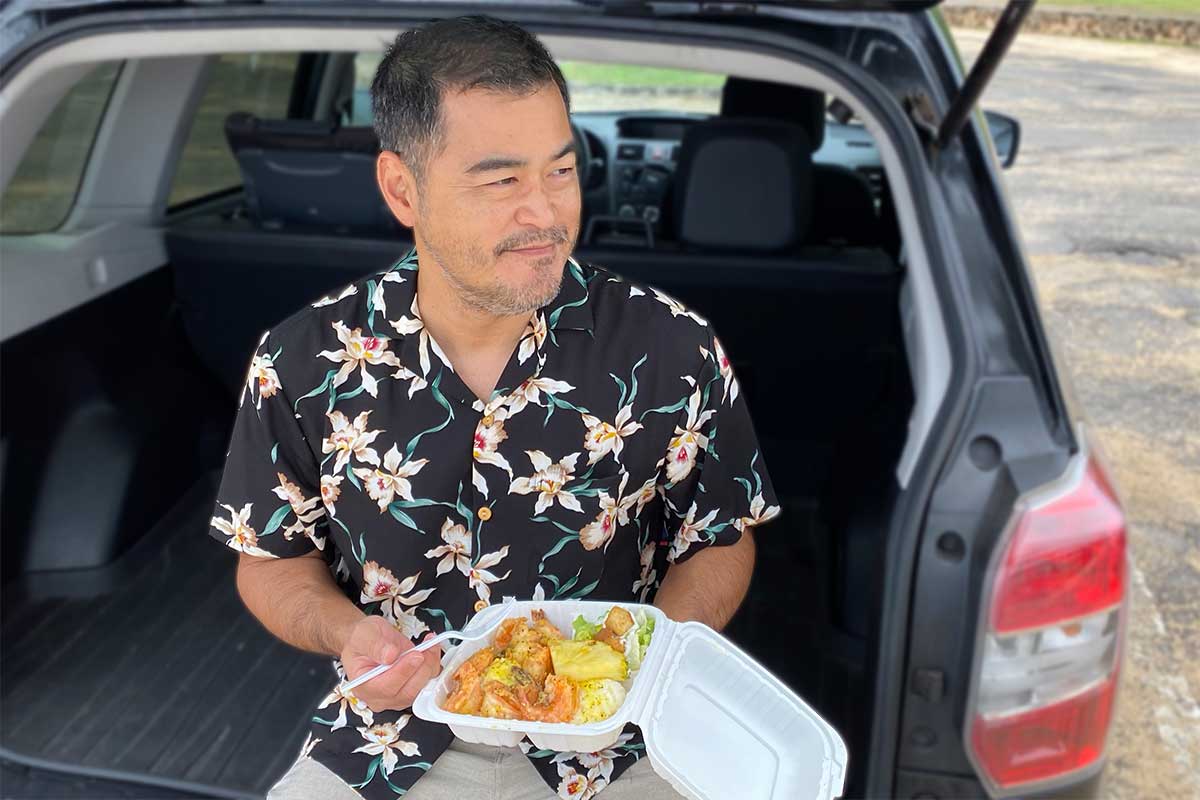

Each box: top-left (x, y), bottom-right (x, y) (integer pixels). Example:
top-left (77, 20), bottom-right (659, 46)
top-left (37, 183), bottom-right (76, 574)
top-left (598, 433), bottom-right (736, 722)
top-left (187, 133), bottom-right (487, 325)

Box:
top-left (572, 614), bottom-right (602, 640)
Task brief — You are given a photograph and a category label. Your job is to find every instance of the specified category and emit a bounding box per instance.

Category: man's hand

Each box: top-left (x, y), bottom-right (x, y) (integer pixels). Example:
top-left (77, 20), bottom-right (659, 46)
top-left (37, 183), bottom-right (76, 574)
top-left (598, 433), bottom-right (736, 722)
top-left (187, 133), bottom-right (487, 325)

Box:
top-left (234, 551), bottom-right (441, 711)
top-left (341, 617), bottom-right (443, 712)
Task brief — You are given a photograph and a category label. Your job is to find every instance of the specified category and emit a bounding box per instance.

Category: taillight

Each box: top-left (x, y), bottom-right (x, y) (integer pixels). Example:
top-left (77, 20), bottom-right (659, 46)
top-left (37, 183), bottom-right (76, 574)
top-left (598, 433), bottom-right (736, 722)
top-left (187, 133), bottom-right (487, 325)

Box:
top-left (965, 430), bottom-right (1127, 795)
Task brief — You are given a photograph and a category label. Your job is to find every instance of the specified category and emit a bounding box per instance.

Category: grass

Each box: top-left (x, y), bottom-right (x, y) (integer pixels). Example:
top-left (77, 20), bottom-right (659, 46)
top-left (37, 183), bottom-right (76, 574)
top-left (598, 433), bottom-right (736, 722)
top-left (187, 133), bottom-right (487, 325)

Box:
top-left (559, 61), bottom-right (725, 89)
top-left (1040, 0), bottom-right (1200, 14)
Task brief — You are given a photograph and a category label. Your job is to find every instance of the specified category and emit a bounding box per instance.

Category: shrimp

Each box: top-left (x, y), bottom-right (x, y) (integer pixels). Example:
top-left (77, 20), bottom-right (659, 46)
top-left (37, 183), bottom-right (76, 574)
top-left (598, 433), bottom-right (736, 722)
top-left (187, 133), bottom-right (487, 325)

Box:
top-left (443, 646), bottom-right (495, 715)
top-left (508, 640), bottom-right (554, 686)
top-left (530, 609), bottom-right (565, 642)
top-left (493, 618), bottom-right (529, 649)
top-left (480, 680), bottom-right (530, 719)
top-left (522, 674), bottom-right (579, 723)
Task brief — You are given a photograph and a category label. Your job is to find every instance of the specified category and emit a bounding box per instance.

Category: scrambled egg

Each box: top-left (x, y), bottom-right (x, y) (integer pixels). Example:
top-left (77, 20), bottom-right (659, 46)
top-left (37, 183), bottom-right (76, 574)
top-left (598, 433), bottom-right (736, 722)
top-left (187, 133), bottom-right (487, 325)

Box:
top-left (482, 657), bottom-right (529, 686)
top-left (549, 640), bottom-right (628, 682)
top-left (573, 679), bottom-right (627, 724)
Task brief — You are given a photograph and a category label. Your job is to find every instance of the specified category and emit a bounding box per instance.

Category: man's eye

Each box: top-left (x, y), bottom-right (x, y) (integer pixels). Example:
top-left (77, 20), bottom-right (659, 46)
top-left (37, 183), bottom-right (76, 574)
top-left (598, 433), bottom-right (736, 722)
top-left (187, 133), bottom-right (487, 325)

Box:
top-left (551, 167), bottom-right (575, 177)
top-left (489, 177), bottom-right (517, 186)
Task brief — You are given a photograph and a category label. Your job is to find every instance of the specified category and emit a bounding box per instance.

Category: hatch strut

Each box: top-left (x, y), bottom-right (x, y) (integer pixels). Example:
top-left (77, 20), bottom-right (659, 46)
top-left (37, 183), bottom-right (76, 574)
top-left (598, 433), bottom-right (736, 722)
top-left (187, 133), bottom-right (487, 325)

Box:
top-left (933, 0), bottom-right (1034, 152)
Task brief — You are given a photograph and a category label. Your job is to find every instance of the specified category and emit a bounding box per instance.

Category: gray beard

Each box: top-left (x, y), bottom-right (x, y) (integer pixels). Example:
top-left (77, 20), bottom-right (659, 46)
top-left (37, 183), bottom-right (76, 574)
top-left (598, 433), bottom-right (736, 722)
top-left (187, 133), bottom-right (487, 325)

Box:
top-left (421, 229), bottom-right (572, 317)
top-left (441, 252), bottom-right (565, 317)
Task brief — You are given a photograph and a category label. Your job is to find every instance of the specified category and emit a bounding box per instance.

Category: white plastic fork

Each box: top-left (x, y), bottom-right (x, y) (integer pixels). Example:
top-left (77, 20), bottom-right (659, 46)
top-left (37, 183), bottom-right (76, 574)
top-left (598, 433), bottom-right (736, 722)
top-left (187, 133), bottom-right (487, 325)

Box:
top-left (337, 619), bottom-right (503, 695)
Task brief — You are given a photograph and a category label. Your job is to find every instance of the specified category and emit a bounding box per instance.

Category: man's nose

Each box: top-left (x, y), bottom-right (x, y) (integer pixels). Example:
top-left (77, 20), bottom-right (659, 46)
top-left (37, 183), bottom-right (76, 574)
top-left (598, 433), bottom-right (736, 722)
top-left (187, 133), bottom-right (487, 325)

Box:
top-left (514, 181), bottom-right (556, 229)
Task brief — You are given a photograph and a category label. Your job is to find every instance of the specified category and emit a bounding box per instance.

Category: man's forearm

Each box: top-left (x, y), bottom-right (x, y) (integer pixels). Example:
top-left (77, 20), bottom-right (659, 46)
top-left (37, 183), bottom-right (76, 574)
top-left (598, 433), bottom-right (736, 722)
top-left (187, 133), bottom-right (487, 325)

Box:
top-left (653, 529), bottom-right (756, 630)
top-left (236, 551), bottom-right (364, 658)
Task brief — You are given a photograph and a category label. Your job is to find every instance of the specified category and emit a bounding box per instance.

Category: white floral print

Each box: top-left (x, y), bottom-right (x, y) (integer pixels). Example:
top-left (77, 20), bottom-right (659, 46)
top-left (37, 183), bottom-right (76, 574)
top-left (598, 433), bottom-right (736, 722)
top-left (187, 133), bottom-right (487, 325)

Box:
top-left (352, 718), bottom-right (421, 776)
top-left (518, 312), bottom-right (548, 365)
top-left (273, 472), bottom-right (327, 549)
top-left (580, 405), bottom-right (643, 465)
top-left (668, 501), bottom-right (719, 561)
top-left (665, 387), bottom-right (715, 485)
top-left (210, 503), bottom-right (273, 558)
top-left (506, 375), bottom-right (575, 417)
top-left (323, 410), bottom-right (383, 474)
top-left (472, 410), bottom-right (513, 498)
top-left (359, 563), bottom-right (434, 637)
top-left (318, 321), bottom-right (402, 398)
top-left (389, 296), bottom-right (454, 377)
top-left (353, 444), bottom-right (428, 512)
top-left (735, 492), bottom-right (781, 532)
top-left (579, 473), bottom-right (631, 552)
top-left (424, 518), bottom-right (473, 577)
top-left (510, 451), bottom-right (583, 514)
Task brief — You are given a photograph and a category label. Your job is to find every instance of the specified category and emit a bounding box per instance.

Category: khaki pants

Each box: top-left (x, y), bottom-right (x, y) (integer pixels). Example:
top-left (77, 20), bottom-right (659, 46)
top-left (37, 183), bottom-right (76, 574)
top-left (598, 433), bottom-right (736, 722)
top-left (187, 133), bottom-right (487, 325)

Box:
top-left (267, 737), bottom-right (683, 800)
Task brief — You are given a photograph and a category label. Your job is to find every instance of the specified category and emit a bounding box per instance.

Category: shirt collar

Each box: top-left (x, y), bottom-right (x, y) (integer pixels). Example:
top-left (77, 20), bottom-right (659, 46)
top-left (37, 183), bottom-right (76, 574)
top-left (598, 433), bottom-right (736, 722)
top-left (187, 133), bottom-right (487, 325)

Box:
top-left (372, 248), bottom-right (595, 400)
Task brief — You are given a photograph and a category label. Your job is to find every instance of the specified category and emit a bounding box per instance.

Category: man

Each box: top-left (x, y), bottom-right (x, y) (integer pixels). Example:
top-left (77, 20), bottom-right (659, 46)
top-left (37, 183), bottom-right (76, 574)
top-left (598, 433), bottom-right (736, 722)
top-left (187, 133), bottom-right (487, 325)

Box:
top-left (210, 15), bottom-right (780, 800)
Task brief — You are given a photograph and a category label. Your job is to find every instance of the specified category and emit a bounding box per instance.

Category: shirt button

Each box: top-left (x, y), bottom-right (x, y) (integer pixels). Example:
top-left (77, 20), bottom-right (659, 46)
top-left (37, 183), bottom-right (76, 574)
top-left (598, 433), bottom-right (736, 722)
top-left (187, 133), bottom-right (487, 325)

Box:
top-left (481, 414), bottom-right (495, 427)
top-left (477, 506), bottom-right (493, 522)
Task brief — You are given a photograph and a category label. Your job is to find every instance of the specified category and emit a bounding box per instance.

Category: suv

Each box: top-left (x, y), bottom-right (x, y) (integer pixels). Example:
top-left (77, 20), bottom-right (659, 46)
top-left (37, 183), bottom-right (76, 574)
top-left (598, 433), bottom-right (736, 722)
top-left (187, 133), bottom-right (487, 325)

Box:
top-left (0, 2), bottom-right (1126, 799)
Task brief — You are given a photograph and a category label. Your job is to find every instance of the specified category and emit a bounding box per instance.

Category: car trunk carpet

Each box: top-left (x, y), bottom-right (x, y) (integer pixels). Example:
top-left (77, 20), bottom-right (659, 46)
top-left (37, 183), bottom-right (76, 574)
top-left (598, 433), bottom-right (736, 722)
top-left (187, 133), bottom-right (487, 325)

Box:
top-left (0, 473), bottom-right (334, 799)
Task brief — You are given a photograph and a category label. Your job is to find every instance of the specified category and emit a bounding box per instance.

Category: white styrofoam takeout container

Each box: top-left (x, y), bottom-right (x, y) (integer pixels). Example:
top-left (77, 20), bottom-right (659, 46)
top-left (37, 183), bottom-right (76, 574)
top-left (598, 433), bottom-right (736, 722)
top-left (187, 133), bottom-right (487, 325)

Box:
top-left (412, 598), bottom-right (848, 800)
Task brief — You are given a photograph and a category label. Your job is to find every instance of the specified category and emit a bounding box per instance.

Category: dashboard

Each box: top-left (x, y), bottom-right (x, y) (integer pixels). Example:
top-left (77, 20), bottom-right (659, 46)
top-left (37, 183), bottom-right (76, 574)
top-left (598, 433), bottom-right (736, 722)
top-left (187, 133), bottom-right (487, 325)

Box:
top-left (572, 109), bottom-right (885, 242)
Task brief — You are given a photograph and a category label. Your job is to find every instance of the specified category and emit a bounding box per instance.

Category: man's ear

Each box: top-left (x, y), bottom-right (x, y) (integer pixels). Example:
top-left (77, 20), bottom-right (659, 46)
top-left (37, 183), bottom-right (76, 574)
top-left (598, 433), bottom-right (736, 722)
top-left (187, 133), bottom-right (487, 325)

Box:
top-left (377, 150), bottom-right (419, 229)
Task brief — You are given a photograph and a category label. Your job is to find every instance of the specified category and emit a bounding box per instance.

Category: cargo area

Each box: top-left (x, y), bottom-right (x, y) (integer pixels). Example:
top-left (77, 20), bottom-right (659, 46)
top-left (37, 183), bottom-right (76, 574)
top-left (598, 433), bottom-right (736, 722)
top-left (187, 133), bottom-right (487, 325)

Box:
top-left (0, 215), bottom-right (911, 795)
top-left (1, 33), bottom-right (916, 799)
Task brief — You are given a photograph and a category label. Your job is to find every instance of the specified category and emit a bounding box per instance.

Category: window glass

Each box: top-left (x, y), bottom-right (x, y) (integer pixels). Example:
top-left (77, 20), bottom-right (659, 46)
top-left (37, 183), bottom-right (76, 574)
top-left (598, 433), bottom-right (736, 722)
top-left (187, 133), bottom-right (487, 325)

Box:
top-left (0, 62), bottom-right (122, 235)
top-left (167, 53), bottom-right (299, 208)
top-left (347, 56), bottom-right (725, 121)
top-left (348, 52), bottom-right (382, 126)
top-left (559, 62), bottom-right (725, 114)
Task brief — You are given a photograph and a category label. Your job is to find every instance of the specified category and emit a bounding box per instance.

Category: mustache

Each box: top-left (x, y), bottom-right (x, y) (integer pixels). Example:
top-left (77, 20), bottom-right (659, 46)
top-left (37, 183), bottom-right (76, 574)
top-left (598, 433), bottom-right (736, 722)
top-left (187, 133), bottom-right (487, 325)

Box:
top-left (494, 226), bottom-right (570, 258)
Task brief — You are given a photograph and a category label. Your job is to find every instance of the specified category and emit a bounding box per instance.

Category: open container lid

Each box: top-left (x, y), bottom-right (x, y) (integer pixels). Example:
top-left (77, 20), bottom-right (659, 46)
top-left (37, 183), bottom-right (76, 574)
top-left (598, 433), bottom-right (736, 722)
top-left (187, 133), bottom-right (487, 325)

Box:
top-left (634, 622), bottom-right (847, 800)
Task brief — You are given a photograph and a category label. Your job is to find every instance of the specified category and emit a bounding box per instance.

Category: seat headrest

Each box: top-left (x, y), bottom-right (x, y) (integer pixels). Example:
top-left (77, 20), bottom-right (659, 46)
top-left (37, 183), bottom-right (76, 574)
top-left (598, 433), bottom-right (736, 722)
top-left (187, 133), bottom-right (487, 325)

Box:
top-left (222, 111), bottom-right (393, 232)
top-left (673, 119), bottom-right (813, 253)
top-left (224, 111), bottom-right (379, 155)
top-left (721, 77), bottom-right (826, 150)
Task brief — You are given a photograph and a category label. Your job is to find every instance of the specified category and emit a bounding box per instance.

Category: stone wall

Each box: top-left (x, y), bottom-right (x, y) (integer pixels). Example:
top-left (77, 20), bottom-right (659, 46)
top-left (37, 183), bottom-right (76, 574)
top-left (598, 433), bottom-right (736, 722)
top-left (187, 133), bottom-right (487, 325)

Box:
top-left (944, 5), bottom-right (1200, 47)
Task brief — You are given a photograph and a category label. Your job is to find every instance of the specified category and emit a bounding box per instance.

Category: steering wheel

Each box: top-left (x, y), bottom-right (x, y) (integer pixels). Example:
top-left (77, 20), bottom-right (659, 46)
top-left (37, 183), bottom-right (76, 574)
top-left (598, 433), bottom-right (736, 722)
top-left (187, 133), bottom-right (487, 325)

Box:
top-left (572, 121), bottom-right (594, 190)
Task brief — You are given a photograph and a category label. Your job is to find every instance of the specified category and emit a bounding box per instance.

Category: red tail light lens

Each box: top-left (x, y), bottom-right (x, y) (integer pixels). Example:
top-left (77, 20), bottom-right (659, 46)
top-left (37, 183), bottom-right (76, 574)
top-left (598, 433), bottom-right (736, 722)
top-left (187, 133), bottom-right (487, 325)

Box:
top-left (967, 433), bottom-right (1127, 796)
top-left (991, 460), bottom-right (1125, 634)
top-left (971, 671), bottom-right (1118, 787)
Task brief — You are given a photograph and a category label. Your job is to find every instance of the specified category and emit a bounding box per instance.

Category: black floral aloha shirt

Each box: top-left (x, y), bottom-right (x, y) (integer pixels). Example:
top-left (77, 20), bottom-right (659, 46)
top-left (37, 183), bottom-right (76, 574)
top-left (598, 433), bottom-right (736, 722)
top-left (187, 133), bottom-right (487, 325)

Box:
top-left (208, 248), bottom-right (781, 799)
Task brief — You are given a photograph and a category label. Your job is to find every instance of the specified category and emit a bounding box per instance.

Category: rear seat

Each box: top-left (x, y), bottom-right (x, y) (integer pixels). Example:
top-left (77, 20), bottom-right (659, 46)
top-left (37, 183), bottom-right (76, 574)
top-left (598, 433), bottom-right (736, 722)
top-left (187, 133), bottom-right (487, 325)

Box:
top-left (224, 111), bottom-right (397, 233)
top-left (169, 103), bottom-right (899, 423)
top-left (167, 112), bottom-right (411, 395)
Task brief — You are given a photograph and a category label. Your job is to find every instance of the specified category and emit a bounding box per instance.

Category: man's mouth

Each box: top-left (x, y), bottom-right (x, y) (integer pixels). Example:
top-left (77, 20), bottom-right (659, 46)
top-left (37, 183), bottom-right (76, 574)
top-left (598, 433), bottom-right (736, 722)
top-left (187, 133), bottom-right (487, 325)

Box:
top-left (507, 242), bottom-right (556, 256)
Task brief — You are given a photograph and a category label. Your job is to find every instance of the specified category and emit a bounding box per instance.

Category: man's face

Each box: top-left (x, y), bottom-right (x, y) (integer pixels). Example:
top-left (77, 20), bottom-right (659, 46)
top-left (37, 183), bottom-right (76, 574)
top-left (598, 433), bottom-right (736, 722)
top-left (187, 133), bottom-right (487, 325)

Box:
top-left (410, 83), bottom-right (581, 316)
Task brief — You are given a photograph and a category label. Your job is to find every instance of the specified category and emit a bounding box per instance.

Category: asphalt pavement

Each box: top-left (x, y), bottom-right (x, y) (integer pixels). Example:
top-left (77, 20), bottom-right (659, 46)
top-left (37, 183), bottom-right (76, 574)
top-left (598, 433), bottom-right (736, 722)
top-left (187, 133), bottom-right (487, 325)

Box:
top-left (953, 28), bottom-right (1200, 799)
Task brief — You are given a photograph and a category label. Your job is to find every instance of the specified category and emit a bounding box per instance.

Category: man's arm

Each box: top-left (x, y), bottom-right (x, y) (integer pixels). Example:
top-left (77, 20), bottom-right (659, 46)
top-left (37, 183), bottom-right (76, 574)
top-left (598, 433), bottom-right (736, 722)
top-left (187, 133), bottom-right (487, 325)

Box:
top-left (236, 550), bottom-right (364, 657)
top-left (236, 551), bottom-right (442, 711)
top-left (653, 527), bottom-right (756, 630)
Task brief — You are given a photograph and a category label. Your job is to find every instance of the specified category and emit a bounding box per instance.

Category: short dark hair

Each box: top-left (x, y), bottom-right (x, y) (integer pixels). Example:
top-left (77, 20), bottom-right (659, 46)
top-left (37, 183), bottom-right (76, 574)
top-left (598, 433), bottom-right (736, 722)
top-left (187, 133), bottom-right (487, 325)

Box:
top-left (371, 15), bottom-right (571, 181)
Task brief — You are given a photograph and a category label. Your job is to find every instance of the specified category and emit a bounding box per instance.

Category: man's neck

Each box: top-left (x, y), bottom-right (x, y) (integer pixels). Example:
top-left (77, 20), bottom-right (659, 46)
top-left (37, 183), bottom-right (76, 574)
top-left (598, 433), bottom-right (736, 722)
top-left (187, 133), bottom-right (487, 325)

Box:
top-left (413, 248), bottom-right (533, 401)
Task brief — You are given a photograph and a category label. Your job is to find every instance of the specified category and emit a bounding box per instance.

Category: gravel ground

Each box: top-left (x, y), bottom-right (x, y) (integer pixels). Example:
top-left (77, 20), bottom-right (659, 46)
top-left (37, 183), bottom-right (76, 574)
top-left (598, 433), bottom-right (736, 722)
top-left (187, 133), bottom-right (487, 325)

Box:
top-left (953, 28), bottom-right (1200, 798)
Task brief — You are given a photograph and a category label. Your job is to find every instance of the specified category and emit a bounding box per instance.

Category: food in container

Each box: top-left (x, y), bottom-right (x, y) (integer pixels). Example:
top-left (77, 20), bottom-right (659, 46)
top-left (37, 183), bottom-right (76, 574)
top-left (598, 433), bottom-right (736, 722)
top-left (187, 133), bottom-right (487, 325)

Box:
top-left (413, 599), bottom-right (848, 800)
top-left (437, 605), bottom-right (651, 724)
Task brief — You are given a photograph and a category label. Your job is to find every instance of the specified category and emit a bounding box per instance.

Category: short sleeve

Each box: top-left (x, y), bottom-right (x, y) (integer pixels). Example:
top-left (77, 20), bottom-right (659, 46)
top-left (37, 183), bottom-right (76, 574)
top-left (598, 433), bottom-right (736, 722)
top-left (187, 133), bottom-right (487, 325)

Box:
top-left (208, 329), bottom-right (330, 560)
top-left (661, 331), bottom-right (781, 563)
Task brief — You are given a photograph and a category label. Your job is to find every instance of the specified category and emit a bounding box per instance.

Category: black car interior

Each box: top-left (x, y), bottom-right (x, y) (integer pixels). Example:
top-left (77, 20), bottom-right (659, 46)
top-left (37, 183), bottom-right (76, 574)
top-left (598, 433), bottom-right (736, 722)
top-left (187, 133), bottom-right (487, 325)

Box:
top-left (2, 71), bottom-right (911, 797)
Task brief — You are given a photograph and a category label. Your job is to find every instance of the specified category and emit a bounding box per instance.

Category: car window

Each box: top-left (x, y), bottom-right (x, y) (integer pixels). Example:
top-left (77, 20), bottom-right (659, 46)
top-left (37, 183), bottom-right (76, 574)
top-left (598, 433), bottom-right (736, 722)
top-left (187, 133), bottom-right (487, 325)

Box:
top-left (347, 52), bottom-right (381, 126)
top-left (0, 62), bottom-right (122, 235)
top-left (343, 55), bottom-right (724, 122)
top-left (559, 62), bottom-right (725, 114)
top-left (167, 53), bottom-right (300, 209)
